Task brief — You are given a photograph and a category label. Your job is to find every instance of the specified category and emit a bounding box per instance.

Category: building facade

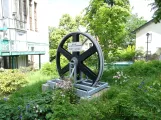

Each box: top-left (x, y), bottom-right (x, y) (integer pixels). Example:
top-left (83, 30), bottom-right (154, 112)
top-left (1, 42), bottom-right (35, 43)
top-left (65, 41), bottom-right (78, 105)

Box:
top-left (134, 19), bottom-right (161, 59)
top-left (0, 0), bottom-right (49, 69)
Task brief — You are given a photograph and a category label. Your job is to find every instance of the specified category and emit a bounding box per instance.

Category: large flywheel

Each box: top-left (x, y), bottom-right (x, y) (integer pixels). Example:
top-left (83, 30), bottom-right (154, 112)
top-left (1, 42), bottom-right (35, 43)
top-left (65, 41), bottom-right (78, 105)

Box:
top-left (56, 32), bottom-right (104, 87)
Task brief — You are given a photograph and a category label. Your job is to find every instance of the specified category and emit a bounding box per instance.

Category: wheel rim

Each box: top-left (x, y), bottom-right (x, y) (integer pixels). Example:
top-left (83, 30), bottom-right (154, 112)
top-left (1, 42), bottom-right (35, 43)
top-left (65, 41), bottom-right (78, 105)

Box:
top-left (56, 32), bottom-right (104, 86)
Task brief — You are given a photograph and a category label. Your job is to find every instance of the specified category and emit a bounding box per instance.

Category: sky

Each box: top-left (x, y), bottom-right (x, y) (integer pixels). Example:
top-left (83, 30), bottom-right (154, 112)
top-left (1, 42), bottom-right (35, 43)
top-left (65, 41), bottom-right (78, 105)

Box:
top-left (48, 0), bottom-right (155, 27)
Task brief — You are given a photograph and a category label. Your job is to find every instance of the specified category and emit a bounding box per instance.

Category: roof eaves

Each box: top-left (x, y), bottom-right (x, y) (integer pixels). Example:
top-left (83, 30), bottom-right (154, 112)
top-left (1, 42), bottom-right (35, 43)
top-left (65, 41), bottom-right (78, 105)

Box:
top-left (132, 19), bottom-right (154, 34)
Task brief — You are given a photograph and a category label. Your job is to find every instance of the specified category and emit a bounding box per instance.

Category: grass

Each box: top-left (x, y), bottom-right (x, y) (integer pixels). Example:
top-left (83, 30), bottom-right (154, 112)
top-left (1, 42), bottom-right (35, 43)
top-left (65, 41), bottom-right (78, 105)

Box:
top-left (25, 71), bottom-right (54, 85)
top-left (1, 61), bottom-right (161, 119)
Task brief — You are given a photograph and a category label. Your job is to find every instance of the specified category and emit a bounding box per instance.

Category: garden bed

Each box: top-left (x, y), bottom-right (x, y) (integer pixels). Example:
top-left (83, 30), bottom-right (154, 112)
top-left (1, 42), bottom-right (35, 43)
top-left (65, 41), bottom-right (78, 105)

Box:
top-left (1, 61), bottom-right (161, 119)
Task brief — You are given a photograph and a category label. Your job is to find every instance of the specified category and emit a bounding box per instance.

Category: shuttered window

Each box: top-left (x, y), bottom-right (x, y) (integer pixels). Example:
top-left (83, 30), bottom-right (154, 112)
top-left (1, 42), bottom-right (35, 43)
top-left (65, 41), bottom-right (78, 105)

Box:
top-left (34, 2), bottom-right (37, 32)
top-left (23, 0), bottom-right (27, 22)
top-left (29, 0), bottom-right (32, 30)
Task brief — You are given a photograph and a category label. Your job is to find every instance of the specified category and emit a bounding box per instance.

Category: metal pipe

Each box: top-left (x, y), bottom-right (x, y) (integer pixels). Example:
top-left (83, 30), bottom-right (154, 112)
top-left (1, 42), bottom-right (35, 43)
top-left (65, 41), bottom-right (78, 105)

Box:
top-left (1, 0), bottom-right (3, 18)
top-left (39, 54), bottom-right (41, 69)
top-left (146, 33), bottom-right (150, 61)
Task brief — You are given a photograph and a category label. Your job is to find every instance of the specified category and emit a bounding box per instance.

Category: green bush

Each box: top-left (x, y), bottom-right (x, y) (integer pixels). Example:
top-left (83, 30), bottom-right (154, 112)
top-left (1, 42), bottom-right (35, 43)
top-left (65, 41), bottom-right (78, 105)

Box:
top-left (102, 68), bottom-right (121, 84)
top-left (117, 45), bottom-right (135, 61)
top-left (0, 70), bottom-right (54, 119)
top-left (0, 91), bottom-right (53, 120)
top-left (41, 56), bottom-right (69, 77)
top-left (101, 76), bottom-right (161, 120)
top-left (124, 60), bottom-right (161, 76)
top-left (2, 60), bottom-right (161, 119)
top-left (41, 61), bottom-right (58, 76)
top-left (47, 88), bottom-right (78, 119)
top-left (103, 60), bottom-right (161, 85)
top-left (0, 70), bottom-right (27, 94)
top-left (18, 66), bottom-right (34, 73)
top-left (0, 80), bottom-right (77, 119)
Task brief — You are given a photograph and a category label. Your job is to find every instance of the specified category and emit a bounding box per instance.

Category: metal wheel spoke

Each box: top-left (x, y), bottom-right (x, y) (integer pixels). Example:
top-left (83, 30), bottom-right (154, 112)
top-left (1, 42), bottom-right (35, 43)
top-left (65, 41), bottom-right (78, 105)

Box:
top-left (58, 47), bottom-right (72, 60)
top-left (72, 33), bottom-right (80, 56)
top-left (79, 46), bottom-right (97, 61)
top-left (79, 63), bottom-right (97, 81)
top-left (72, 33), bottom-right (79, 42)
top-left (60, 64), bottom-right (69, 75)
top-left (56, 32), bottom-right (104, 86)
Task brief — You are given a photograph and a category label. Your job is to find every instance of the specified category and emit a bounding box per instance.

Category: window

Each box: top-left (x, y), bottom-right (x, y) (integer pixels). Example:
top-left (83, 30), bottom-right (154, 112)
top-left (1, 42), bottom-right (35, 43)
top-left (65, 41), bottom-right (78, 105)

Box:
top-left (34, 2), bottom-right (37, 32)
top-left (29, 0), bottom-right (32, 30)
top-left (23, 0), bottom-right (27, 22)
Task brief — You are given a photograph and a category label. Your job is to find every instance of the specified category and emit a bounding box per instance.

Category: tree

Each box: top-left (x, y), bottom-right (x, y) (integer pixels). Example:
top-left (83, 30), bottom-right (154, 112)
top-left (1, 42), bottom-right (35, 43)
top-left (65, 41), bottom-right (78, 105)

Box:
top-left (84, 0), bottom-right (131, 60)
top-left (49, 14), bottom-right (83, 61)
top-left (123, 13), bottom-right (147, 45)
top-left (150, 0), bottom-right (161, 23)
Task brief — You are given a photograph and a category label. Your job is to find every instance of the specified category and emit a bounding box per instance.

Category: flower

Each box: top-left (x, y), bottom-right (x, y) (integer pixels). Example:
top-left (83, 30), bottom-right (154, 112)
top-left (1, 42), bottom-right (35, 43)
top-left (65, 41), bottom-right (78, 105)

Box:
top-left (116, 71), bottom-right (120, 74)
top-left (113, 76), bottom-right (117, 79)
top-left (138, 85), bottom-right (142, 89)
top-left (141, 81), bottom-right (145, 85)
top-left (3, 97), bottom-right (8, 101)
top-left (19, 115), bottom-right (22, 119)
top-left (18, 106), bottom-right (21, 110)
top-left (61, 94), bottom-right (65, 97)
top-left (36, 105), bottom-right (39, 108)
top-left (144, 90), bottom-right (147, 92)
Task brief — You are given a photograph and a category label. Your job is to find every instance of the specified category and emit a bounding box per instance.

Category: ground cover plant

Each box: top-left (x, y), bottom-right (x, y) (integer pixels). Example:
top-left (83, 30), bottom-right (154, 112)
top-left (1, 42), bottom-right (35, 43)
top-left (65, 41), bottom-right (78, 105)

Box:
top-left (1, 60), bottom-right (161, 119)
top-left (0, 70), bottom-right (54, 119)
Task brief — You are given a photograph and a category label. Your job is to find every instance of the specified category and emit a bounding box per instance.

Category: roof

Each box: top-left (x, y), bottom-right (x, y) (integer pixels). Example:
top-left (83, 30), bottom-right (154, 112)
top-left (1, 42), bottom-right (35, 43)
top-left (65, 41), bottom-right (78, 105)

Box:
top-left (132, 19), bottom-right (155, 33)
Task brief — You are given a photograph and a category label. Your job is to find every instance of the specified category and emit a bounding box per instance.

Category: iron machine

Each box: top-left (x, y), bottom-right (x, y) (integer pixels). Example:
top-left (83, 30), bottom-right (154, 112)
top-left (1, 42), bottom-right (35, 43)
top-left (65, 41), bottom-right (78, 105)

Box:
top-left (43, 32), bottom-right (108, 97)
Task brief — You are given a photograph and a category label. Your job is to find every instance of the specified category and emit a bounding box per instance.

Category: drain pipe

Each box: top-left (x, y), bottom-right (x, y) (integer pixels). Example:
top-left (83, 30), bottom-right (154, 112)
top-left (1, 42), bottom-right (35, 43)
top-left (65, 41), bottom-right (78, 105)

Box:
top-left (1, 0), bottom-right (3, 18)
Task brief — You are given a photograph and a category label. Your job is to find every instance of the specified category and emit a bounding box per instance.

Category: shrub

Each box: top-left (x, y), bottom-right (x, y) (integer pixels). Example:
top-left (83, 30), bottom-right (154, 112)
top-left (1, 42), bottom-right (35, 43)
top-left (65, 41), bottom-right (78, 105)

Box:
top-left (0, 70), bottom-right (27, 94)
top-left (102, 68), bottom-right (122, 85)
top-left (0, 91), bottom-right (53, 120)
top-left (18, 66), bottom-right (34, 73)
top-left (48, 88), bottom-right (78, 119)
top-left (124, 60), bottom-right (161, 76)
top-left (117, 45), bottom-right (135, 61)
top-left (41, 56), bottom-right (69, 77)
top-left (41, 61), bottom-right (58, 76)
top-left (112, 71), bottom-right (130, 86)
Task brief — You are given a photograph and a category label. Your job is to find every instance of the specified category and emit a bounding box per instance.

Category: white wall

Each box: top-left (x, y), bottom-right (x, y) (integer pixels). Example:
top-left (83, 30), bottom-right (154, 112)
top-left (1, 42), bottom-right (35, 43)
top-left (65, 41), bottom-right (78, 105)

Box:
top-left (18, 55), bottom-right (27, 68)
top-left (1, 0), bottom-right (49, 69)
top-left (27, 0), bottom-right (49, 69)
top-left (136, 22), bottom-right (161, 54)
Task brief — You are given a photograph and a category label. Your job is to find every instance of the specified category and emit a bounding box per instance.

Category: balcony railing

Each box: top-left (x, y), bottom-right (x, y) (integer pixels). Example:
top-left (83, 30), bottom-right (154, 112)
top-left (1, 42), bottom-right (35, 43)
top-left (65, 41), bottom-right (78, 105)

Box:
top-left (0, 40), bottom-right (46, 53)
top-left (0, 18), bottom-right (47, 55)
top-left (0, 17), bottom-right (27, 31)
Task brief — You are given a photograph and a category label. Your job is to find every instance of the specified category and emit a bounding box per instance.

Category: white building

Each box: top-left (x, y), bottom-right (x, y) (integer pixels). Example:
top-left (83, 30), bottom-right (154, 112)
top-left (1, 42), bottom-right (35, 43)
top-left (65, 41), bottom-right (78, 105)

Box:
top-left (0, 0), bottom-right (49, 69)
top-left (134, 19), bottom-right (161, 58)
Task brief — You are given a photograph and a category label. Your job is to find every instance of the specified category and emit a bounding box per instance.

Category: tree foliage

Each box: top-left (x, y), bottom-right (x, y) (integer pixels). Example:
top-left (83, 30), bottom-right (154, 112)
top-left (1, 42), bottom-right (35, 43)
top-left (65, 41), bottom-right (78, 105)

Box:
top-left (84, 0), bottom-right (130, 60)
top-left (49, 14), bottom-right (83, 61)
top-left (124, 13), bottom-right (147, 45)
top-left (151, 0), bottom-right (161, 23)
